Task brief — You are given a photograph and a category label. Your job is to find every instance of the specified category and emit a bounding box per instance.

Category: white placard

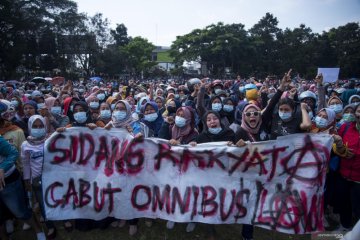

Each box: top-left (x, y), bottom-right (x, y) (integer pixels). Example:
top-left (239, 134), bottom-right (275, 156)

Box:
top-left (317, 68), bottom-right (340, 83)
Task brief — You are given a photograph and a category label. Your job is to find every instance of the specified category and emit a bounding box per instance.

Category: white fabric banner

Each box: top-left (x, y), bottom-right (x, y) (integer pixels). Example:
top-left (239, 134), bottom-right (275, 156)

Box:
top-left (43, 128), bottom-right (333, 234)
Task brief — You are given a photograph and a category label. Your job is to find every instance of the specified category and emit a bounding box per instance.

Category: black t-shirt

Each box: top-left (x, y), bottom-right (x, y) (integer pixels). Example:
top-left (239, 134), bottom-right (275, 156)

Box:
top-left (270, 106), bottom-right (303, 140)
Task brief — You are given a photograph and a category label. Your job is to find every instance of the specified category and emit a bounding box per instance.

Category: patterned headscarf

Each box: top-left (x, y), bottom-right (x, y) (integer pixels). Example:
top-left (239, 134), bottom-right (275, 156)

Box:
top-left (111, 100), bottom-right (134, 128)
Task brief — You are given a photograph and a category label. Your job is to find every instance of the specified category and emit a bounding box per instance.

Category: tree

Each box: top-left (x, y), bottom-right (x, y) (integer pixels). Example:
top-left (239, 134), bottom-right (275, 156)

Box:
top-left (170, 22), bottom-right (251, 77)
top-left (111, 23), bottom-right (131, 46)
top-left (249, 13), bottom-right (282, 77)
top-left (326, 23), bottom-right (360, 78)
top-left (120, 37), bottom-right (156, 77)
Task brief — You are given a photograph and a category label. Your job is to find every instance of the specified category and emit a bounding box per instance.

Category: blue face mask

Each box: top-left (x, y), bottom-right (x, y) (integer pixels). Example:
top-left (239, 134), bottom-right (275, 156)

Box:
top-left (111, 104), bottom-right (115, 110)
top-left (329, 104), bottom-right (343, 114)
top-left (223, 105), bottom-right (234, 112)
top-left (100, 110), bottom-right (111, 119)
top-left (89, 102), bottom-right (99, 109)
top-left (11, 100), bottom-right (19, 107)
top-left (31, 128), bottom-right (46, 138)
top-left (97, 93), bottom-right (105, 101)
top-left (144, 112), bottom-right (158, 122)
top-left (279, 111), bottom-right (292, 121)
top-left (74, 112), bottom-right (87, 123)
top-left (113, 111), bottom-right (127, 121)
top-left (212, 103), bottom-right (222, 112)
top-left (214, 89), bottom-right (222, 95)
top-left (308, 111), bottom-right (314, 120)
top-left (315, 116), bottom-right (328, 128)
top-left (208, 127), bottom-right (222, 135)
top-left (51, 106), bottom-right (62, 115)
top-left (37, 103), bottom-right (45, 109)
top-left (239, 86), bottom-right (245, 92)
top-left (175, 116), bottom-right (186, 128)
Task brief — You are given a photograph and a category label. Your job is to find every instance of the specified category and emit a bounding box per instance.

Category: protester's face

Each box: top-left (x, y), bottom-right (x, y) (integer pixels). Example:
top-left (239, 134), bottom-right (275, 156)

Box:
top-left (351, 97), bottom-right (360, 104)
top-left (317, 110), bottom-right (328, 120)
top-left (155, 99), bottom-right (163, 109)
top-left (100, 103), bottom-right (110, 111)
top-left (224, 100), bottom-right (233, 106)
top-left (206, 113), bottom-right (220, 129)
top-left (302, 98), bottom-right (315, 110)
top-left (91, 111), bottom-right (99, 119)
top-left (329, 99), bottom-right (341, 106)
top-left (144, 105), bottom-right (156, 115)
top-left (278, 104), bottom-right (292, 113)
top-left (73, 105), bottom-right (85, 113)
top-left (32, 119), bottom-right (44, 129)
top-left (244, 107), bottom-right (261, 128)
top-left (167, 101), bottom-right (176, 108)
top-left (115, 102), bottom-right (126, 111)
top-left (212, 98), bottom-right (221, 104)
top-left (24, 105), bottom-right (36, 117)
top-left (176, 109), bottom-right (185, 118)
top-left (355, 106), bottom-right (360, 123)
top-left (344, 108), bottom-right (354, 114)
top-left (330, 92), bottom-right (338, 97)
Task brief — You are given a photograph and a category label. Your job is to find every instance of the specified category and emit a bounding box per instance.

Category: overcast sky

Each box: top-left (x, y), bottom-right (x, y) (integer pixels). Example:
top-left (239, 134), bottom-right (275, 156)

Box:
top-left (75, 0), bottom-right (360, 46)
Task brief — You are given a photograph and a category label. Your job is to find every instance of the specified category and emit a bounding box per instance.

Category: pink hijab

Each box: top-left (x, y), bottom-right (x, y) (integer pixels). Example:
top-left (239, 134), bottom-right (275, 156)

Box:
top-left (241, 104), bottom-right (262, 135)
top-left (171, 107), bottom-right (194, 141)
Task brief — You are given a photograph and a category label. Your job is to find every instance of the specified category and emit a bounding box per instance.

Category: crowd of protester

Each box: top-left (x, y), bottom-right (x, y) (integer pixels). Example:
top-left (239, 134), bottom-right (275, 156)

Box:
top-left (0, 71), bottom-right (360, 240)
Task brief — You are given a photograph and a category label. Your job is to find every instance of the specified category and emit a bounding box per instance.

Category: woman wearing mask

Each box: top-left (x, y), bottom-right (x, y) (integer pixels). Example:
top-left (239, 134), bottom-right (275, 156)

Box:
top-left (140, 102), bottom-right (164, 137)
top-left (105, 100), bottom-right (143, 137)
top-left (21, 115), bottom-right (56, 239)
top-left (189, 110), bottom-right (235, 234)
top-left (221, 97), bottom-right (236, 126)
top-left (231, 103), bottom-right (268, 240)
top-left (96, 102), bottom-right (112, 127)
top-left (333, 103), bottom-right (360, 233)
top-left (327, 96), bottom-right (344, 126)
top-left (308, 107), bottom-right (350, 229)
top-left (104, 100), bottom-right (143, 235)
top-left (260, 70), bottom-right (312, 139)
top-left (159, 106), bottom-right (198, 145)
top-left (338, 105), bottom-right (356, 127)
top-left (198, 81), bottom-right (230, 129)
top-left (349, 95), bottom-right (360, 106)
top-left (45, 97), bottom-right (69, 131)
top-left (56, 101), bottom-right (98, 231)
top-left (10, 96), bottom-right (26, 130)
top-left (162, 99), bottom-right (179, 118)
top-left (62, 96), bottom-right (79, 123)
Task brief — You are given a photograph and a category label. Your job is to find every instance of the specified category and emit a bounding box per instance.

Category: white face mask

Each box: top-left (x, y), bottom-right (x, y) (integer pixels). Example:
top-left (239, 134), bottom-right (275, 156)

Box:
top-left (31, 128), bottom-right (46, 138)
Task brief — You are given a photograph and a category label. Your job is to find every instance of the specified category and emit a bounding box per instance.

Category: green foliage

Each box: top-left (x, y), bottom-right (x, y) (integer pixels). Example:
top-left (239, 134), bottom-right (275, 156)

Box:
top-left (170, 13), bottom-right (360, 79)
top-left (120, 37), bottom-right (156, 76)
top-left (0, 3), bottom-right (359, 80)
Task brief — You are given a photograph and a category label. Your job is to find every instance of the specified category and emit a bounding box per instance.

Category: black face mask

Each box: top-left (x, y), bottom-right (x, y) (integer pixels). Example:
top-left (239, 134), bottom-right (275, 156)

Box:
top-left (167, 106), bottom-right (176, 114)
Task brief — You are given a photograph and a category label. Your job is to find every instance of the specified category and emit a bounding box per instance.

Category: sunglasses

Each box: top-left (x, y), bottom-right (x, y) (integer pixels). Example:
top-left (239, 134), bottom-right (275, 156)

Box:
top-left (245, 111), bottom-right (261, 117)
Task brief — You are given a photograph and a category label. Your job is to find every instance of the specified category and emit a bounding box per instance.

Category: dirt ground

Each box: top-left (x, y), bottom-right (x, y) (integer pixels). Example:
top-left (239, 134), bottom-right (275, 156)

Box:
top-left (8, 218), bottom-right (319, 240)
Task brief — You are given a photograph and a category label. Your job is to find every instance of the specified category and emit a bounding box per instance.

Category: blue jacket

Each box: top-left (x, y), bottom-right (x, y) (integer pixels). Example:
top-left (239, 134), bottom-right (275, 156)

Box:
top-left (0, 135), bottom-right (19, 172)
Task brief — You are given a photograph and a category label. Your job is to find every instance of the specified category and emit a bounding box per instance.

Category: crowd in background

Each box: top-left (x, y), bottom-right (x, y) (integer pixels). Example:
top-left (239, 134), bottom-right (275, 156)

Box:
top-left (0, 71), bottom-right (360, 240)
